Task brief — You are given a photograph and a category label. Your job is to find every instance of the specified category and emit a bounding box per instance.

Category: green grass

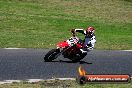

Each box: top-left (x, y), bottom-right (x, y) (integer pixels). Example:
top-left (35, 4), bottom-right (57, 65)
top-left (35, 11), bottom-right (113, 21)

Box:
top-left (0, 0), bottom-right (132, 49)
top-left (0, 80), bottom-right (132, 88)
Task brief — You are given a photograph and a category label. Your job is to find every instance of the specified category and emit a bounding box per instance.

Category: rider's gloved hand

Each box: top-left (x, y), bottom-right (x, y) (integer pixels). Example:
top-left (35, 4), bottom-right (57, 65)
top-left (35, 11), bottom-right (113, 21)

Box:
top-left (71, 29), bottom-right (75, 34)
top-left (71, 29), bottom-right (76, 37)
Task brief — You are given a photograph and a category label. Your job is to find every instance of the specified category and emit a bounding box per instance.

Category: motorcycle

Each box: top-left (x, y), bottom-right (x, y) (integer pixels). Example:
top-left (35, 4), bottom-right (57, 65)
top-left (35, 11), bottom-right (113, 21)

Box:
top-left (44, 35), bottom-right (87, 62)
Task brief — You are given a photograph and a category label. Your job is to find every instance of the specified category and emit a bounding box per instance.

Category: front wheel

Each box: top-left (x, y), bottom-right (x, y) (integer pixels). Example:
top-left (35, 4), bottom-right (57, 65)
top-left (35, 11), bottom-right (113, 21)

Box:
top-left (44, 49), bottom-right (60, 62)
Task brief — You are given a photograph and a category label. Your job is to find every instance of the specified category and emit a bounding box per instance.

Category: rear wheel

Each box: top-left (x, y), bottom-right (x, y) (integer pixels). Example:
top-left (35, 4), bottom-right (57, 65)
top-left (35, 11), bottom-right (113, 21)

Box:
top-left (44, 49), bottom-right (60, 62)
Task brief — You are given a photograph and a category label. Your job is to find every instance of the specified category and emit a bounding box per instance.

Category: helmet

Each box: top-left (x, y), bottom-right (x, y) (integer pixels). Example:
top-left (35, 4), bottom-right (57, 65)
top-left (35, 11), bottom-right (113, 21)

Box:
top-left (86, 26), bottom-right (95, 34)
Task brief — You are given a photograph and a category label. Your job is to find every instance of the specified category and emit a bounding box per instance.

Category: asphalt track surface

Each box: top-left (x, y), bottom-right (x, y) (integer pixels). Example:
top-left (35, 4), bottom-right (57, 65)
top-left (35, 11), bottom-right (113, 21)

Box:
top-left (0, 49), bottom-right (132, 80)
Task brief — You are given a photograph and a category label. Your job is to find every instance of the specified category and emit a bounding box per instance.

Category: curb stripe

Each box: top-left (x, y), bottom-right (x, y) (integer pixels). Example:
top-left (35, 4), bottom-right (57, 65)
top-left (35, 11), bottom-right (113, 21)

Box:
top-left (0, 80), bottom-right (21, 85)
top-left (3, 48), bottom-right (26, 50)
top-left (0, 78), bottom-right (76, 85)
top-left (122, 50), bottom-right (132, 52)
top-left (47, 78), bottom-right (76, 81)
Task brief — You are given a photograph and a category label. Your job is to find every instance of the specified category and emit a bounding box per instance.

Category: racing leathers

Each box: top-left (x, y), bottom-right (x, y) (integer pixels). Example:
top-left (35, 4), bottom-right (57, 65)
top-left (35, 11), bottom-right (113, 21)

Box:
top-left (72, 29), bottom-right (96, 53)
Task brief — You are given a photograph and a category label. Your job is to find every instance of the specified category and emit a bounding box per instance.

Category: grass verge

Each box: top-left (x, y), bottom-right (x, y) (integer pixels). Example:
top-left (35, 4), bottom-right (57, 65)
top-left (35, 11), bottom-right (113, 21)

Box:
top-left (0, 0), bottom-right (132, 49)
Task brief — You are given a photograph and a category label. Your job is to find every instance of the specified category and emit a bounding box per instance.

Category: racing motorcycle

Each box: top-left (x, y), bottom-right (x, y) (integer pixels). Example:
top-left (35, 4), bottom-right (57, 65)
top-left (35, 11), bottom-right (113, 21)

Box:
top-left (44, 35), bottom-right (87, 62)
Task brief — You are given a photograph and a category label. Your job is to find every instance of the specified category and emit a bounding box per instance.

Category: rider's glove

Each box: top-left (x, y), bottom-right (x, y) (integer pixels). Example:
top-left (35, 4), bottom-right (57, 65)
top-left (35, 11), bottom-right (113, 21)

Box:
top-left (71, 29), bottom-right (75, 34)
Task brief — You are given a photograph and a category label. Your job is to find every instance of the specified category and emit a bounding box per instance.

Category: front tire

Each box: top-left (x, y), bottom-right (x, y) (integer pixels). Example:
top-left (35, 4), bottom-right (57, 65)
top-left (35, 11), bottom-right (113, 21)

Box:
top-left (44, 49), bottom-right (60, 62)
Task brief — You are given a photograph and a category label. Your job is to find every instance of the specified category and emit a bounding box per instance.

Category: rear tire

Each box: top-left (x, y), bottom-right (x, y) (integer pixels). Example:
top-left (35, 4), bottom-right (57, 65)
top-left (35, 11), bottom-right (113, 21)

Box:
top-left (44, 49), bottom-right (60, 62)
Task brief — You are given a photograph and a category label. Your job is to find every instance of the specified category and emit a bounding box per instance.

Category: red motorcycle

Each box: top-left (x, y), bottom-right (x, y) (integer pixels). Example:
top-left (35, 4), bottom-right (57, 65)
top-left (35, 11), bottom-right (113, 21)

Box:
top-left (44, 35), bottom-right (87, 62)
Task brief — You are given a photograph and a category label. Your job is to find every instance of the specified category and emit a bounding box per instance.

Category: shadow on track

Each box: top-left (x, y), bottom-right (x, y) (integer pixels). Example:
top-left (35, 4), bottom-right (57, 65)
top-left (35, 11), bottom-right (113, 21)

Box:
top-left (44, 60), bottom-right (92, 65)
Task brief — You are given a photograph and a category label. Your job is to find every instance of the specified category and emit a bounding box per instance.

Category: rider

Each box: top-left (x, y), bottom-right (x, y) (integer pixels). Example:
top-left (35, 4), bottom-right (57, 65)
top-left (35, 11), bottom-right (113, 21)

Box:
top-left (71, 26), bottom-right (96, 53)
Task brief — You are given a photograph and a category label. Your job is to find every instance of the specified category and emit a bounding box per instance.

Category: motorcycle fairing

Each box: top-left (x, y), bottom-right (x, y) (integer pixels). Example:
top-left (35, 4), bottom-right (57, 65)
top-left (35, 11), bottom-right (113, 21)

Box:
top-left (56, 41), bottom-right (69, 48)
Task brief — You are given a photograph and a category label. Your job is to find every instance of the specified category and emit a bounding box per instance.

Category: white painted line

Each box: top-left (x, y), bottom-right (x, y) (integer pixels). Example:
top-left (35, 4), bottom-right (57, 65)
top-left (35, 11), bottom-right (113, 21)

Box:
top-left (47, 78), bottom-right (75, 81)
top-left (122, 50), bottom-right (132, 52)
top-left (28, 79), bottom-right (43, 83)
top-left (4, 48), bottom-right (26, 50)
top-left (0, 78), bottom-right (76, 85)
top-left (55, 78), bottom-right (76, 81)
top-left (0, 80), bottom-right (21, 84)
top-left (0, 82), bottom-right (10, 85)
top-left (5, 80), bottom-right (21, 83)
